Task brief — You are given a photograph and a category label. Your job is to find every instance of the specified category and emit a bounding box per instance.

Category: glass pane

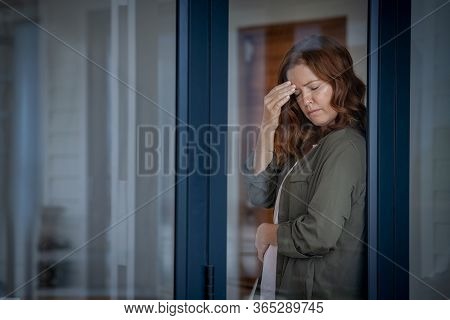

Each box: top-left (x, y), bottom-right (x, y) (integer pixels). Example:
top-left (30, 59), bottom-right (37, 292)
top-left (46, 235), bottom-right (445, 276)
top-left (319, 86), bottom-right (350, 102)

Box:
top-left (410, 0), bottom-right (450, 299)
top-left (0, 0), bottom-right (176, 299)
top-left (227, 0), bottom-right (368, 299)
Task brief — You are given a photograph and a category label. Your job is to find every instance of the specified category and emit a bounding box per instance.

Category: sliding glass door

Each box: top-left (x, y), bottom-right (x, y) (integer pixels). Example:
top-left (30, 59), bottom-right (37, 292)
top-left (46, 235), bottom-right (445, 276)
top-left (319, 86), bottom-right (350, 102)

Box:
top-left (226, 0), bottom-right (369, 299)
top-left (409, 0), bottom-right (450, 299)
top-left (0, 0), bottom-right (176, 299)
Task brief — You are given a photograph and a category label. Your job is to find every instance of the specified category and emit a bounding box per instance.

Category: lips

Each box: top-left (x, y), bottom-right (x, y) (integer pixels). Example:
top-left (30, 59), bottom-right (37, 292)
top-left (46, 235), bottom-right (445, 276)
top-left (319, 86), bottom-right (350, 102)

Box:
top-left (308, 109), bottom-right (321, 116)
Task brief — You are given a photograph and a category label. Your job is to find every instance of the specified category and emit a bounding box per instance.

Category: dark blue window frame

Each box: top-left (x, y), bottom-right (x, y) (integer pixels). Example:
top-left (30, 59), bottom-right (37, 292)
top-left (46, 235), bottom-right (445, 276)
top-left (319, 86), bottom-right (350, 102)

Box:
top-left (175, 0), bottom-right (411, 299)
top-left (175, 0), bottom-right (228, 299)
top-left (368, 0), bottom-right (410, 299)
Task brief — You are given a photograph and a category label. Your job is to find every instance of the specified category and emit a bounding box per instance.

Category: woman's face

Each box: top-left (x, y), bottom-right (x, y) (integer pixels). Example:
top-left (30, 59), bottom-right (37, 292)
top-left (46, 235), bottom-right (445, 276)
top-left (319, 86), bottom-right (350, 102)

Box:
top-left (286, 64), bottom-right (338, 127)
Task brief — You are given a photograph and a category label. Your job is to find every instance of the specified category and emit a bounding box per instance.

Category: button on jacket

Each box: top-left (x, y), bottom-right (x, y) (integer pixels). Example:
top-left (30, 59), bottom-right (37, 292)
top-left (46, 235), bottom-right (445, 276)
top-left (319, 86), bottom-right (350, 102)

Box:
top-left (246, 127), bottom-right (367, 299)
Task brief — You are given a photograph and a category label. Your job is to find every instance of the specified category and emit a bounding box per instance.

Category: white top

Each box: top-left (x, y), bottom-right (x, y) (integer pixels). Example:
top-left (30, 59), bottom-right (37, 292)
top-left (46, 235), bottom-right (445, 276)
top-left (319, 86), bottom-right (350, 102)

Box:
top-left (260, 160), bottom-right (299, 300)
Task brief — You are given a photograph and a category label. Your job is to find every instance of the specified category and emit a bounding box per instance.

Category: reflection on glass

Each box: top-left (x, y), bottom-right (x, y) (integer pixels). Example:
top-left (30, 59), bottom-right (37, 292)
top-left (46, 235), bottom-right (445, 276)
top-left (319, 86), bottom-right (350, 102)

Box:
top-left (227, 0), bottom-right (368, 299)
top-left (0, 0), bottom-right (175, 299)
top-left (410, 0), bottom-right (450, 299)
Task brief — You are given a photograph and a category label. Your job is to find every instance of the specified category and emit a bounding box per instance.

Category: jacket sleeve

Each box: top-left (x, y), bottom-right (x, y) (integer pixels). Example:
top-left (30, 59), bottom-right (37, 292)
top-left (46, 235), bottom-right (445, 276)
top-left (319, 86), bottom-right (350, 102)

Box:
top-left (277, 142), bottom-right (363, 258)
top-left (244, 151), bottom-right (281, 208)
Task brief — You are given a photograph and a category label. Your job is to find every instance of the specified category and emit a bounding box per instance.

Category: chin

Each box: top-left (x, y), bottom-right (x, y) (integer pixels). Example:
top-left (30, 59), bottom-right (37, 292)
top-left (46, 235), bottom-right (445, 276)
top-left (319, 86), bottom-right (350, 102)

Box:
top-left (310, 120), bottom-right (328, 127)
top-left (310, 117), bottom-right (335, 127)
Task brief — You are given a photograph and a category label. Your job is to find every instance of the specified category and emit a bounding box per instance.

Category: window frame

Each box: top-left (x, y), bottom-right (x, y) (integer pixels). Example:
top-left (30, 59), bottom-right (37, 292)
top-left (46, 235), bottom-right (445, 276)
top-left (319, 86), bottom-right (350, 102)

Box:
top-left (175, 0), bottom-right (412, 299)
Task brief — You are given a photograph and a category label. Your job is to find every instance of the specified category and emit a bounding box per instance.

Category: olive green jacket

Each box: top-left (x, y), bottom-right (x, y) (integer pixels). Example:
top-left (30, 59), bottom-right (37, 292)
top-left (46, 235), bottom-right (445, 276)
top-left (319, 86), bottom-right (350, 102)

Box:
top-left (246, 127), bottom-right (367, 299)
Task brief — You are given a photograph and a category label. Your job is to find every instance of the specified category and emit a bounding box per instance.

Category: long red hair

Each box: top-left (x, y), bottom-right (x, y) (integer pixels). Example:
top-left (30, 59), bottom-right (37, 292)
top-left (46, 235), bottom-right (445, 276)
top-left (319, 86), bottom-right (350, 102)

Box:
top-left (273, 35), bottom-right (366, 166)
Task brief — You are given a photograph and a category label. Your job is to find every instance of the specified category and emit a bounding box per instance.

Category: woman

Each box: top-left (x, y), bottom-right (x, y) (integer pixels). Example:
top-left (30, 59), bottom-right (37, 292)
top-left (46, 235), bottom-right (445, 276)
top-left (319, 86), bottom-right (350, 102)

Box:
top-left (247, 35), bottom-right (367, 299)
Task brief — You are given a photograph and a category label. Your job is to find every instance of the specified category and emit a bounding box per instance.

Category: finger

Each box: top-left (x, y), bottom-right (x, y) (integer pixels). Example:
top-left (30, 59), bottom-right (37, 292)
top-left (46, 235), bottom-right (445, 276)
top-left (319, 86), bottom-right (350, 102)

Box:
top-left (255, 240), bottom-right (263, 262)
top-left (258, 250), bottom-right (264, 262)
top-left (267, 81), bottom-right (292, 96)
top-left (262, 105), bottom-right (285, 128)
top-left (257, 243), bottom-right (270, 262)
top-left (265, 86), bottom-right (296, 109)
top-left (266, 84), bottom-right (296, 104)
top-left (272, 94), bottom-right (292, 111)
top-left (266, 96), bottom-right (291, 119)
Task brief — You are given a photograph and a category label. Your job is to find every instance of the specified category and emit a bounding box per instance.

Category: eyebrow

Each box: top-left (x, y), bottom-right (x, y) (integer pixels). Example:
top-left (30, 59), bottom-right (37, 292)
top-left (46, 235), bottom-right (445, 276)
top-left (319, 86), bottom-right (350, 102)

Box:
top-left (301, 79), bottom-right (320, 87)
top-left (294, 80), bottom-right (321, 93)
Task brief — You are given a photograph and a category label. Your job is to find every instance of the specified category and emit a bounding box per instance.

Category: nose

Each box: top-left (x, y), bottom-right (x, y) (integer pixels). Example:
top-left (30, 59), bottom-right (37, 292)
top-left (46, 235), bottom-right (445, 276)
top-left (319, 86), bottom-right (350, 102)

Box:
top-left (301, 91), bottom-right (312, 107)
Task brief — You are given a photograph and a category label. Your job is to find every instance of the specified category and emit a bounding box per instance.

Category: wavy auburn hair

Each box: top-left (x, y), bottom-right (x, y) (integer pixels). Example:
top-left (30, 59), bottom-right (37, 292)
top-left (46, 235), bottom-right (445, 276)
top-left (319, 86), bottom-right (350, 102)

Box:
top-left (273, 35), bottom-right (366, 166)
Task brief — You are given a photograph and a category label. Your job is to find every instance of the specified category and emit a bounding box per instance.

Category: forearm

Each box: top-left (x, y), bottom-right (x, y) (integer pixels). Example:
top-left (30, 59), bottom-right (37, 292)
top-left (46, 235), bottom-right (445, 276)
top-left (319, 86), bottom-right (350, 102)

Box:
top-left (253, 126), bottom-right (276, 174)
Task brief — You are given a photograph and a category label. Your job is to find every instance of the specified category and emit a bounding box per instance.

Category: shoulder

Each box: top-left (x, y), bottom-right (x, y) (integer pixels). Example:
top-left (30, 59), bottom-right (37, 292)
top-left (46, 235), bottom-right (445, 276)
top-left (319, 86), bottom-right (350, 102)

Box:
top-left (315, 128), bottom-right (366, 176)
top-left (320, 127), bottom-right (366, 156)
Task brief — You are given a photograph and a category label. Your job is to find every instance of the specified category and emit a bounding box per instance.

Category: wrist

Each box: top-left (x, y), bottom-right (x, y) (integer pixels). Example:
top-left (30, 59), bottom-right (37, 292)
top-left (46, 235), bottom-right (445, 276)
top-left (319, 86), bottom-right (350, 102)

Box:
top-left (260, 122), bottom-right (278, 135)
top-left (258, 127), bottom-right (276, 150)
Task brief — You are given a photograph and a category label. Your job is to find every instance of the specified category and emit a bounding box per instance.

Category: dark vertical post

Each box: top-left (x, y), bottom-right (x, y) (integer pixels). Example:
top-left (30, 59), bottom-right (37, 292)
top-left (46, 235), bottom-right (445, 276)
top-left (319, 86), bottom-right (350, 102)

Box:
top-left (374, 0), bottom-right (411, 299)
top-left (175, 0), bottom-right (228, 299)
top-left (209, 0), bottom-right (228, 300)
top-left (367, 0), bottom-right (379, 300)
